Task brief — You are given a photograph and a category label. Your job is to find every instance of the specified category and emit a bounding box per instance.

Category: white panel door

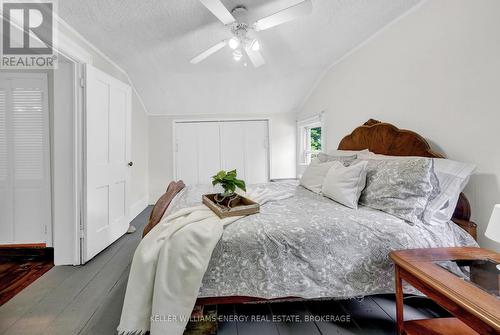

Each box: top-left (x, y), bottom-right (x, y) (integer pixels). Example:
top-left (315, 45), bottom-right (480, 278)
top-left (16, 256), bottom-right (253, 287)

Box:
top-left (175, 122), bottom-right (221, 185)
top-left (84, 65), bottom-right (132, 262)
top-left (0, 74), bottom-right (50, 245)
top-left (221, 121), bottom-right (269, 184)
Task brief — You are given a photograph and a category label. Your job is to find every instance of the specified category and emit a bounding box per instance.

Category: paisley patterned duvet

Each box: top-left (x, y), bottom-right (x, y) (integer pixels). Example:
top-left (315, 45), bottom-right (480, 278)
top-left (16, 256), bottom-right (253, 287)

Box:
top-left (166, 182), bottom-right (477, 299)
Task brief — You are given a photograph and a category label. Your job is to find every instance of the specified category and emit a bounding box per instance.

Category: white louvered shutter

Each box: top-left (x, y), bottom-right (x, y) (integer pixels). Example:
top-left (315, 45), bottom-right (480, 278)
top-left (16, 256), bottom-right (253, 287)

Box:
top-left (12, 82), bottom-right (45, 181)
top-left (0, 84), bottom-right (7, 182)
top-left (0, 76), bottom-right (50, 244)
top-left (0, 80), bottom-right (11, 241)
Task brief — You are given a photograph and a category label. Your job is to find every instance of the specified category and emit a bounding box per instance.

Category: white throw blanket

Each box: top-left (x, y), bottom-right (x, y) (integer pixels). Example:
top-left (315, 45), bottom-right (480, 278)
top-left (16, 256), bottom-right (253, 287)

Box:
top-left (118, 188), bottom-right (293, 335)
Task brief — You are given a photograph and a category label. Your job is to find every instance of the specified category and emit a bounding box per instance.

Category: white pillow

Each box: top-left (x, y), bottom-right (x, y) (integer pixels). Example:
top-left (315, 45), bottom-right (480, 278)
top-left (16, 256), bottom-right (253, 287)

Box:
top-left (300, 160), bottom-right (339, 193)
top-left (322, 161), bottom-right (368, 209)
top-left (356, 152), bottom-right (475, 224)
top-left (423, 158), bottom-right (476, 224)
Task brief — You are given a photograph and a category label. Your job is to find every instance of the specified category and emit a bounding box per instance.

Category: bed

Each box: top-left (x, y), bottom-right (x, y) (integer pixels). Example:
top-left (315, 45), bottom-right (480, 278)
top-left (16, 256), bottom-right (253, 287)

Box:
top-left (148, 119), bottom-right (478, 306)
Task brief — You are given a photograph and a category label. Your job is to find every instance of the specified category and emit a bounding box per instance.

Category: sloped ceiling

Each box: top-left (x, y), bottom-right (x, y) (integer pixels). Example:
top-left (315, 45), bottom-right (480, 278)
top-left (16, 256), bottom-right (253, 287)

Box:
top-left (58, 0), bottom-right (421, 115)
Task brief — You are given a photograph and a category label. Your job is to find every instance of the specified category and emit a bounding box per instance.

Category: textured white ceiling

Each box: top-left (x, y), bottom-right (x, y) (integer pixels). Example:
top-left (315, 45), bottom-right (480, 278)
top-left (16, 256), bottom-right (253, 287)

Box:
top-left (58, 0), bottom-right (421, 115)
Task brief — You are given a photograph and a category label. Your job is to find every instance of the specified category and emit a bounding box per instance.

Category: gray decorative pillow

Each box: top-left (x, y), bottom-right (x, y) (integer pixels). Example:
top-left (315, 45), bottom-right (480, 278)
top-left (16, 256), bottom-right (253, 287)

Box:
top-left (359, 158), bottom-right (440, 224)
top-left (317, 153), bottom-right (357, 166)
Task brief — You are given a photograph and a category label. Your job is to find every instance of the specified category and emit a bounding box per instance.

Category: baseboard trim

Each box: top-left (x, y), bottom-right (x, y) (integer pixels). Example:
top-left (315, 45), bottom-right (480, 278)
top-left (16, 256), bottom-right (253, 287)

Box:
top-left (0, 247), bottom-right (54, 261)
top-left (129, 196), bottom-right (149, 222)
top-left (0, 243), bottom-right (46, 249)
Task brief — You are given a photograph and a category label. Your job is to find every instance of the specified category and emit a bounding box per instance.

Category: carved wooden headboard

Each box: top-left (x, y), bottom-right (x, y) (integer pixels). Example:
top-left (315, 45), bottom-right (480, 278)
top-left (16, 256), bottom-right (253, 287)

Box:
top-left (338, 119), bottom-right (476, 239)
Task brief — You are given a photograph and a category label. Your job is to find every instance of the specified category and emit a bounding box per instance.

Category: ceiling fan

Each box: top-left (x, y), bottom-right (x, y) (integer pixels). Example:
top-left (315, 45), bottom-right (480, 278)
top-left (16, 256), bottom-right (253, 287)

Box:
top-left (191, 0), bottom-right (312, 68)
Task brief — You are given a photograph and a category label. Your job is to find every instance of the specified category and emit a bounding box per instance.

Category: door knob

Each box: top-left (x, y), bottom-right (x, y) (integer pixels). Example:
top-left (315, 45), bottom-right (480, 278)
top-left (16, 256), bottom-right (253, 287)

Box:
top-left (128, 162), bottom-right (133, 167)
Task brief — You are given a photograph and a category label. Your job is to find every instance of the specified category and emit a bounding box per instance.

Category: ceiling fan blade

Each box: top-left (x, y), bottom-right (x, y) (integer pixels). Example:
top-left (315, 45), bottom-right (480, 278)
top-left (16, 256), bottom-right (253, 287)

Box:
top-left (190, 40), bottom-right (228, 64)
top-left (199, 0), bottom-right (236, 25)
top-left (245, 47), bottom-right (265, 68)
top-left (253, 0), bottom-right (312, 31)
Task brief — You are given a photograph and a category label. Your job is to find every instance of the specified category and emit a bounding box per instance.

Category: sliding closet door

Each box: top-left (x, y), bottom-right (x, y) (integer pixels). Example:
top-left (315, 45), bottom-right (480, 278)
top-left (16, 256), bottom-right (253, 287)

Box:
top-left (197, 122), bottom-right (221, 183)
top-left (84, 65), bottom-right (132, 262)
top-left (175, 123), bottom-right (198, 184)
top-left (242, 120), bottom-right (269, 184)
top-left (220, 121), bottom-right (269, 184)
top-left (175, 120), bottom-right (269, 186)
top-left (219, 122), bottom-right (245, 179)
top-left (175, 122), bottom-right (220, 185)
top-left (0, 74), bottom-right (50, 245)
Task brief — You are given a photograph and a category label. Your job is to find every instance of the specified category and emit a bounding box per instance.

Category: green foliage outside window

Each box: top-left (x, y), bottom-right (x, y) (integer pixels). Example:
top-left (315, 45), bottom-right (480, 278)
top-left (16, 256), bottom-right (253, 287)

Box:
top-left (310, 127), bottom-right (322, 151)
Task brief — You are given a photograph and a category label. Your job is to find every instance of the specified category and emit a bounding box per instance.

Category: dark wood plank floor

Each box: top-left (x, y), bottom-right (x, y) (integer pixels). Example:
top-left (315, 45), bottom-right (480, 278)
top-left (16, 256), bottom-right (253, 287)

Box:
top-left (0, 207), bottom-right (449, 335)
top-left (0, 248), bottom-right (53, 306)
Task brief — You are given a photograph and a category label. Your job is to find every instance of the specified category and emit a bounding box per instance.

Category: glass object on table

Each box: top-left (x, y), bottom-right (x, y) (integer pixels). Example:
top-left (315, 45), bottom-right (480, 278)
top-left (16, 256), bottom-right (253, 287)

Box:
top-left (434, 259), bottom-right (500, 298)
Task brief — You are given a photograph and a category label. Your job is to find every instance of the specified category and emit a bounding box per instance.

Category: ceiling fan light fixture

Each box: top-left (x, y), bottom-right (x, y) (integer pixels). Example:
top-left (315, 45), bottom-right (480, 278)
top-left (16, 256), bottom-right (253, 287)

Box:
top-left (250, 39), bottom-right (260, 51)
top-left (232, 49), bottom-right (242, 61)
top-left (228, 37), bottom-right (240, 49)
top-left (193, 0), bottom-right (313, 66)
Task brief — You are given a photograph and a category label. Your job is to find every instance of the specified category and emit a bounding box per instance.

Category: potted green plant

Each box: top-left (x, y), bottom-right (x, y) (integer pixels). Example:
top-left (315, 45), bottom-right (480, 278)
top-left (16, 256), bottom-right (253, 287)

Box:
top-left (203, 169), bottom-right (258, 216)
top-left (211, 169), bottom-right (246, 197)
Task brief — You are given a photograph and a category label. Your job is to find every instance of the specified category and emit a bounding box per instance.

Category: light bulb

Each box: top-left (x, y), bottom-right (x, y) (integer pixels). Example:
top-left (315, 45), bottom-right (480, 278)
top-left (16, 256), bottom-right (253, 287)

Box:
top-left (228, 38), bottom-right (239, 50)
top-left (251, 39), bottom-right (260, 51)
top-left (232, 50), bottom-right (242, 61)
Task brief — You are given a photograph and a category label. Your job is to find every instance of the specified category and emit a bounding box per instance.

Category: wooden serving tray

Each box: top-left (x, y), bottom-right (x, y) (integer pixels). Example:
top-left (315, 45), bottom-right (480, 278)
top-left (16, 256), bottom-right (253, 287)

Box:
top-left (202, 193), bottom-right (259, 218)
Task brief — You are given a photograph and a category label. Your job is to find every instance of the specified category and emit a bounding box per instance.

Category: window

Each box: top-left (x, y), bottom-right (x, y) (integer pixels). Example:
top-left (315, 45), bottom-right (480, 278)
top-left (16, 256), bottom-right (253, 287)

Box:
top-left (298, 114), bottom-right (324, 165)
top-left (309, 127), bottom-right (322, 151)
top-left (303, 125), bottom-right (322, 163)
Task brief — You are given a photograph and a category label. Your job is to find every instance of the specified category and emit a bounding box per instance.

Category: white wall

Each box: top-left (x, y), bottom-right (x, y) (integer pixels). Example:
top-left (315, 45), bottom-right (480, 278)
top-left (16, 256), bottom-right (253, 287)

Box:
top-left (129, 95), bottom-right (149, 216)
top-left (301, 0), bottom-right (500, 251)
top-left (53, 61), bottom-right (78, 264)
top-left (148, 113), bottom-right (296, 202)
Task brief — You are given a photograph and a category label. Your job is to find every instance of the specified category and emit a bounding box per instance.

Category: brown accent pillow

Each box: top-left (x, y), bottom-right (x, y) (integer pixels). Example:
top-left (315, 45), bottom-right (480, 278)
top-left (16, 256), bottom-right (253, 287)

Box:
top-left (142, 180), bottom-right (185, 237)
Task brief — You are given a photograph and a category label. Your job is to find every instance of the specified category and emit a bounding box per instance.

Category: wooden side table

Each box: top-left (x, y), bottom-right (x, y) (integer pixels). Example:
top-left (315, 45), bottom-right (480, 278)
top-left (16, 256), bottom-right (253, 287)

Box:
top-left (390, 247), bottom-right (500, 335)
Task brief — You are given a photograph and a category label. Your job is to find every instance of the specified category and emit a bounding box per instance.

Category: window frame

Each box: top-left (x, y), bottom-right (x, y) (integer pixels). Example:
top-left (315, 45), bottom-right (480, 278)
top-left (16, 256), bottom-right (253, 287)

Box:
top-left (297, 113), bottom-right (326, 165)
